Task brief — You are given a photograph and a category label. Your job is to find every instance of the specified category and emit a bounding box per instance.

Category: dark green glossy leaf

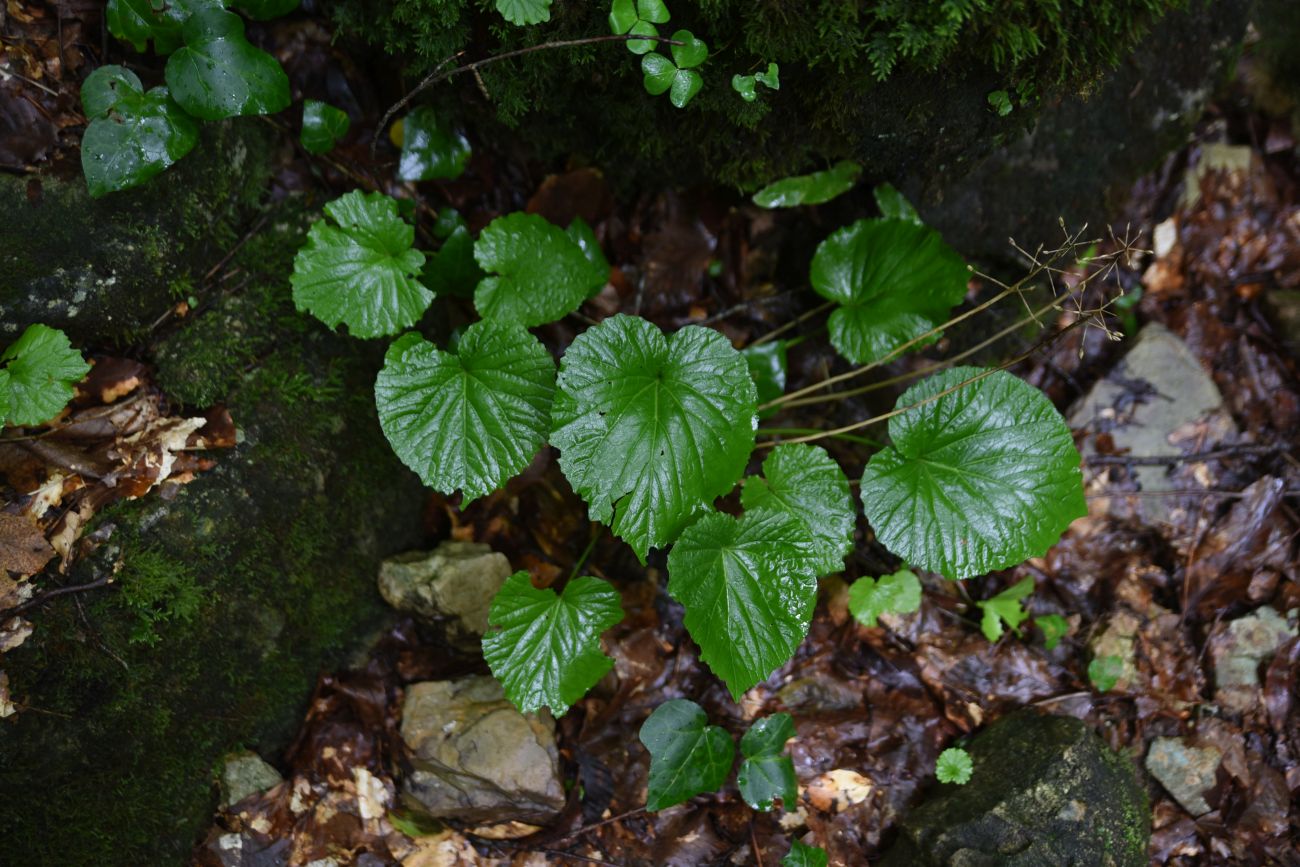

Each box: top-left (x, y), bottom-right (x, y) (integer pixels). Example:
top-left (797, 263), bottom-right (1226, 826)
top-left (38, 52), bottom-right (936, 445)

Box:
top-left (565, 217), bottom-right (610, 290)
top-left (495, 0), bottom-right (551, 25)
top-left (641, 43), bottom-right (705, 108)
top-left (976, 577), bottom-right (1033, 641)
top-left (1036, 613), bottom-right (1070, 650)
top-left (432, 207), bottom-right (466, 241)
top-left (936, 747), bottom-right (973, 784)
top-left (860, 367), bottom-right (1086, 580)
top-left (1, 325), bottom-right (91, 426)
top-left (847, 568), bottom-right (921, 627)
top-left (626, 19), bottom-right (659, 54)
top-left (610, 1), bottom-right (665, 53)
top-left (237, 0), bottom-right (299, 20)
top-left (667, 509), bottom-right (819, 699)
top-left (737, 712), bottom-right (796, 811)
top-left (872, 182), bottom-right (921, 224)
top-left (551, 314), bottom-right (757, 561)
top-left (640, 699), bottom-right (734, 811)
top-left (300, 99), bottom-right (349, 154)
top-left (783, 840), bottom-right (829, 867)
top-left (420, 225), bottom-right (482, 299)
top-left (741, 341), bottom-right (787, 409)
top-left (670, 29), bottom-right (707, 68)
top-left (165, 7), bottom-right (290, 120)
top-left (608, 0), bottom-right (637, 33)
top-left (741, 444), bottom-right (854, 576)
top-left (811, 217), bottom-right (968, 365)
top-left (473, 212), bottom-right (607, 327)
top-left (642, 52), bottom-right (676, 95)
top-left (637, 0), bottom-right (669, 24)
top-left (375, 323), bottom-right (556, 502)
top-left (397, 105), bottom-right (470, 181)
top-left (80, 66), bottom-right (199, 197)
top-left (106, 0), bottom-right (188, 54)
top-left (482, 571), bottom-right (623, 716)
top-left (752, 160), bottom-right (862, 209)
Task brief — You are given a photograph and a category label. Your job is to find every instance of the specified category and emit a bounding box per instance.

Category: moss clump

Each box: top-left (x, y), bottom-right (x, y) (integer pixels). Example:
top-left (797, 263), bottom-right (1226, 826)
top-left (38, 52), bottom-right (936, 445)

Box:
top-left (328, 0), bottom-right (1182, 188)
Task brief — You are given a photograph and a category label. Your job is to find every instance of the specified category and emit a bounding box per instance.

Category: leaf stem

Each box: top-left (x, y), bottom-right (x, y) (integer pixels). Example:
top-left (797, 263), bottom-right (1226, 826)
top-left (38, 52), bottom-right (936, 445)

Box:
top-left (755, 427), bottom-right (883, 448)
top-left (567, 526), bottom-right (602, 582)
top-left (747, 301), bottom-right (833, 347)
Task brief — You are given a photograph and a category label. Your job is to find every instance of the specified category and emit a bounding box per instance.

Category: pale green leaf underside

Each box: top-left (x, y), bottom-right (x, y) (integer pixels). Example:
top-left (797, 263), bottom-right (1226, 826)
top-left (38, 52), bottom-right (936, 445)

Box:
top-left (291, 190), bottom-right (430, 338)
top-left (811, 218), bottom-right (969, 365)
top-left (375, 322), bottom-right (555, 503)
top-left (482, 571), bottom-right (623, 716)
top-left (783, 840), bottom-right (829, 867)
top-left (741, 443), bottom-right (855, 576)
top-left (752, 160), bottom-right (862, 208)
top-left (473, 212), bottom-right (606, 327)
top-left (495, 0), bottom-right (551, 25)
top-left (640, 699), bottom-right (734, 811)
top-left (1, 324), bottom-right (91, 426)
top-left (551, 315), bottom-right (757, 561)
top-left (861, 367), bottom-right (1086, 580)
top-left (847, 568), bottom-right (921, 627)
top-left (666, 509), bottom-right (819, 699)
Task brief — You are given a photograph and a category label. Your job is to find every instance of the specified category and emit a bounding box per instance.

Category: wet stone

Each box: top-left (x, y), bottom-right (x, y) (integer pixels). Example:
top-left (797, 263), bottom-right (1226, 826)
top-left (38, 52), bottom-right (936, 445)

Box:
top-left (217, 750), bottom-right (283, 809)
top-left (378, 542), bottom-right (512, 651)
top-left (1145, 737), bottom-right (1222, 816)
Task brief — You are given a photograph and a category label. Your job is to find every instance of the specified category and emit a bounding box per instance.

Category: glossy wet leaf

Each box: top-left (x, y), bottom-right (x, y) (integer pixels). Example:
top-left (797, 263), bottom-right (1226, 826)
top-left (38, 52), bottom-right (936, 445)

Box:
top-left (291, 190), bottom-right (429, 337)
top-left (670, 30), bottom-right (707, 68)
top-left (165, 7), bottom-right (290, 120)
top-left (936, 747), bottom-right (973, 784)
top-left (420, 226), bottom-right (482, 299)
top-left (1, 325), bottom-right (91, 427)
top-left (741, 341), bottom-right (787, 409)
top-left (473, 212), bottom-right (607, 327)
top-left (861, 367), bottom-right (1085, 580)
top-left (741, 444), bottom-right (855, 576)
top-left (641, 33), bottom-right (707, 108)
top-left (565, 217), bottom-right (610, 286)
top-left (610, 0), bottom-right (668, 53)
top-left (667, 509), bottom-right (819, 699)
top-left (783, 840), bottom-right (829, 867)
top-left (732, 62), bottom-right (780, 102)
top-left (552, 315), bottom-right (757, 561)
top-left (397, 105), bottom-right (470, 182)
top-left (640, 699), bottom-right (734, 811)
top-left (1036, 613), bottom-right (1070, 650)
top-left (237, 0), bottom-right (299, 19)
top-left (811, 218), bottom-right (969, 365)
top-left (80, 66), bottom-right (199, 197)
top-left (872, 182), bottom-right (922, 224)
top-left (482, 571), bottom-right (623, 716)
top-left (625, 19), bottom-right (659, 54)
top-left (375, 323), bottom-right (555, 502)
top-left (847, 568), bottom-right (921, 628)
top-left (752, 160), bottom-right (862, 209)
top-left (106, 0), bottom-right (189, 54)
top-left (495, 0), bottom-right (550, 25)
top-left (977, 577), bottom-right (1034, 641)
top-left (300, 99), bottom-right (350, 154)
top-left (737, 713), bottom-right (796, 811)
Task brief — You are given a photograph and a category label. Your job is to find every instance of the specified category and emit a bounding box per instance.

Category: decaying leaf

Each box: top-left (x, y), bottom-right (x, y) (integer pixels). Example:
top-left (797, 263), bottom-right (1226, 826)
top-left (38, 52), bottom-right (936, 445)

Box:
top-left (0, 512), bottom-right (54, 576)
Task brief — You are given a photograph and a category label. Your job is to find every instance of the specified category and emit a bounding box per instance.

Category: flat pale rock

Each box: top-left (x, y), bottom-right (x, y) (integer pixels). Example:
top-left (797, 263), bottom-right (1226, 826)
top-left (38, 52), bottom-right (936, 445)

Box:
top-left (378, 542), bottom-right (512, 649)
top-left (1145, 737), bottom-right (1222, 816)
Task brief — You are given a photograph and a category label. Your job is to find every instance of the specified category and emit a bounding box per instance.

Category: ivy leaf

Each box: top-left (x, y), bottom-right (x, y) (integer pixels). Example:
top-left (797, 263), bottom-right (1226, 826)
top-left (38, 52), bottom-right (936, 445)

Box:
top-left (737, 712), bottom-right (797, 811)
top-left (237, 0), bottom-right (299, 20)
top-left (1, 325), bottom-right (91, 427)
top-left (551, 315), bottom-right (757, 561)
top-left (473, 212), bottom-right (607, 327)
top-left (1088, 655), bottom-right (1125, 692)
top-left (783, 840), bottom-right (829, 867)
top-left (397, 105), bottom-right (471, 182)
top-left (752, 160), bottom-right (862, 209)
top-left (1035, 613), bottom-right (1070, 650)
top-left (741, 444), bottom-right (855, 576)
top-left (165, 7), bottom-right (290, 120)
top-left (80, 66), bottom-right (199, 198)
top-left (667, 509), bottom-right (819, 699)
top-left (482, 571), bottom-right (623, 716)
top-left (847, 568), bottom-right (921, 628)
top-left (860, 367), bottom-right (1086, 580)
top-left (811, 218), bottom-right (969, 365)
top-left (375, 323), bottom-right (556, 502)
top-left (300, 99), bottom-right (350, 155)
top-left (976, 577), bottom-right (1034, 641)
top-left (640, 699), bottom-right (734, 811)
top-left (106, 0), bottom-right (189, 54)
top-left (420, 225), bottom-right (483, 299)
top-left (565, 217), bottom-right (610, 285)
top-left (290, 190), bottom-right (429, 337)
top-left (936, 747), bottom-right (973, 784)
top-left (495, 0), bottom-right (551, 25)
top-left (872, 182), bottom-right (922, 224)
top-left (741, 341), bottom-right (787, 409)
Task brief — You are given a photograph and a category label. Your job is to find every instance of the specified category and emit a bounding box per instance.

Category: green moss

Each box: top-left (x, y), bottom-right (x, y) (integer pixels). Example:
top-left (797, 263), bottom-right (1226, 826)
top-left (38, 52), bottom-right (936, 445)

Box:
top-left (116, 549), bottom-right (208, 645)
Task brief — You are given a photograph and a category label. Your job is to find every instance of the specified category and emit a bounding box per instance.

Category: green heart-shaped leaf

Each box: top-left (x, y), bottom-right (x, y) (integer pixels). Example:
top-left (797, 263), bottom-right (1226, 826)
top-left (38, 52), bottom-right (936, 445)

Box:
top-left (165, 7), bottom-right (290, 120)
top-left (637, 0), bottom-right (669, 24)
top-left (847, 568), bottom-right (921, 627)
top-left (741, 443), bottom-right (855, 576)
top-left (670, 29), bottom-right (707, 69)
top-left (301, 99), bottom-right (350, 155)
top-left (641, 52), bottom-right (676, 95)
top-left (732, 73), bottom-right (758, 102)
top-left (397, 105), bottom-right (471, 181)
top-left (608, 0), bottom-right (637, 33)
top-left (626, 18), bottom-right (659, 54)
top-left (669, 69), bottom-right (703, 108)
top-left (375, 323), bottom-right (556, 502)
top-left (737, 713), bottom-right (797, 811)
top-left (640, 700), bottom-right (734, 811)
top-left (473, 212), bottom-right (608, 326)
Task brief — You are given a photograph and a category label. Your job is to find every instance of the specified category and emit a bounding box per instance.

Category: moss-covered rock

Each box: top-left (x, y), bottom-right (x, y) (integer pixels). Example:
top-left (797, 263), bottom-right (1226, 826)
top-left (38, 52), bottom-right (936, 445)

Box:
top-left (882, 711), bottom-right (1149, 867)
top-left (0, 199), bottom-right (426, 865)
top-left (0, 118), bottom-right (272, 347)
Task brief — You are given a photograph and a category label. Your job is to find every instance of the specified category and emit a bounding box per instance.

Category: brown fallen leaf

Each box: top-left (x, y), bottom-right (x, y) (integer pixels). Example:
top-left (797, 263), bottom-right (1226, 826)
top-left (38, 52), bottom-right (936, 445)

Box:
top-left (0, 512), bottom-right (54, 576)
top-left (803, 769), bottom-right (874, 813)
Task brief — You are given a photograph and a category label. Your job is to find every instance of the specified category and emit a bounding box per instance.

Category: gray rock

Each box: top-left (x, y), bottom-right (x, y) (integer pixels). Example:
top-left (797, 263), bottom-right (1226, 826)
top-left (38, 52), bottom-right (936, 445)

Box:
top-left (1070, 322), bottom-right (1236, 526)
top-left (217, 750), bottom-right (283, 808)
top-left (882, 711), bottom-right (1148, 867)
top-left (378, 542), bottom-right (512, 649)
top-left (1145, 737), bottom-right (1222, 816)
top-left (1210, 607), bottom-right (1298, 713)
top-left (399, 675), bottom-right (564, 825)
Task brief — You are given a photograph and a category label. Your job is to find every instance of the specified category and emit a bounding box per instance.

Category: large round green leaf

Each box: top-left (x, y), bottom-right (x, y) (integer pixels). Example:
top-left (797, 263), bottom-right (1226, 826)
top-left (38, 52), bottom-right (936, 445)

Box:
top-left (164, 7), bottom-right (290, 120)
top-left (741, 443), bottom-right (855, 576)
top-left (290, 190), bottom-right (430, 338)
top-left (666, 509), bottom-right (820, 699)
top-left (551, 315), bottom-right (757, 561)
top-left (482, 571), bottom-right (623, 717)
top-left (375, 322), bottom-right (556, 503)
top-left (860, 367), bottom-right (1086, 580)
top-left (473, 212), bottom-right (608, 327)
top-left (80, 66), bottom-right (199, 198)
top-left (810, 218), bottom-right (969, 365)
